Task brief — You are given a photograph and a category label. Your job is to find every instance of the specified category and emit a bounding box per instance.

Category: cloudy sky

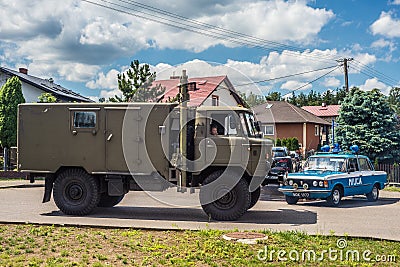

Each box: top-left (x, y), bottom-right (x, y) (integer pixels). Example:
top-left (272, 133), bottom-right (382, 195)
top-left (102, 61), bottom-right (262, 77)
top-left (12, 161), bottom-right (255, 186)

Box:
top-left (1, 0), bottom-right (400, 101)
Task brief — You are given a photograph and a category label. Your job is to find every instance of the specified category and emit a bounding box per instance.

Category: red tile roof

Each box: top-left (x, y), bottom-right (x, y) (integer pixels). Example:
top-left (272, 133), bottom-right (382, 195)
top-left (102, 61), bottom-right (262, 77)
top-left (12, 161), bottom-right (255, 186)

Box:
top-left (301, 105), bottom-right (340, 117)
top-left (156, 75), bottom-right (238, 107)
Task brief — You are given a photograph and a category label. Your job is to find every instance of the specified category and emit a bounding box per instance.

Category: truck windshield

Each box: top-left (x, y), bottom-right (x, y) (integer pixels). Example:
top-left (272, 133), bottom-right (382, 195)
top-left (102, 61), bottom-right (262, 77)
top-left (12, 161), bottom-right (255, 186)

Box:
top-left (304, 157), bottom-right (346, 172)
top-left (239, 112), bottom-right (257, 137)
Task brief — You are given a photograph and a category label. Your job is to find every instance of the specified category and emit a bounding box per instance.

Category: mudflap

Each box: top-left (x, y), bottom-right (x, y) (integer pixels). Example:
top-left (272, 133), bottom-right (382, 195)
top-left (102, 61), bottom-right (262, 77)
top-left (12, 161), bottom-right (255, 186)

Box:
top-left (42, 174), bottom-right (55, 203)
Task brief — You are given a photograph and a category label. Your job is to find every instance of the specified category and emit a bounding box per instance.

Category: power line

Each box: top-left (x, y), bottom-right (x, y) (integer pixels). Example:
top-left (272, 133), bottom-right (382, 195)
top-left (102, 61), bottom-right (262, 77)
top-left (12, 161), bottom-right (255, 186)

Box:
top-left (81, 0), bottom-right (399, 90)
top-left (283, 65), bottom-right (341, 96)
top-left (81, 0), bottom-right (339, 63)
top-left (235, 65), bottom-right (338, 87)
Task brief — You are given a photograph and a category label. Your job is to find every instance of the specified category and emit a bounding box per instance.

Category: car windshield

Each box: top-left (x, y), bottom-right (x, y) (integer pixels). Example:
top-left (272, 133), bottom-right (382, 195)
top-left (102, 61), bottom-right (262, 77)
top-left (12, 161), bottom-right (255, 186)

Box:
top-left (273, 160), bottom-right (289, 168)
top-left (304, 157), bottom-right (346, 172)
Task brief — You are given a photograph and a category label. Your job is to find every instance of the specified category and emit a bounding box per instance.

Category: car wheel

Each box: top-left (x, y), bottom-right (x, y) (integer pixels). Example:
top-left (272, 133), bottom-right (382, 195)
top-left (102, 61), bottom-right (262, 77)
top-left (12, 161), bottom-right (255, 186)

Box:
top-left (248, 186), bottom-right (261, 210)
top-left (98, 193), bottom-right (125, 207)
top-left (200, 170), bottom-right (250, 221)
top-left (326, 186), bottom-right (342, 207)
top-left (366, 184), bottom-right (379, 202)
top-left (285, 195), bottom-right (299, 205)
top-left (53, 168), bottom-right (100, 215)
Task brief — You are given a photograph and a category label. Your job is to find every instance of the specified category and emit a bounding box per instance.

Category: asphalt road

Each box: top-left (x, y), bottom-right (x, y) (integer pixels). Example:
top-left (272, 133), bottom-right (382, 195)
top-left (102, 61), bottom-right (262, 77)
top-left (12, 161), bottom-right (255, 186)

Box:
top-left (0, 180), bottom-right (399, 241)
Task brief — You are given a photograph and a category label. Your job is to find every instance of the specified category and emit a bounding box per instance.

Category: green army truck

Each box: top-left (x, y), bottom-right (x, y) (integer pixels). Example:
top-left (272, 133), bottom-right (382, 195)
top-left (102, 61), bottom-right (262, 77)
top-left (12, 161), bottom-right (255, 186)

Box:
top-left (17, 102), bottom-right (273, 220)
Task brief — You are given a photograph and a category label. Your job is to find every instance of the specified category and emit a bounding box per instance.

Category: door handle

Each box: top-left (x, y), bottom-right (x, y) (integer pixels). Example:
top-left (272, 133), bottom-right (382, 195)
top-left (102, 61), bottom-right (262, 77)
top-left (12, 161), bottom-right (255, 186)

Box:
top-left (107, 134), bottom-right (113, 141)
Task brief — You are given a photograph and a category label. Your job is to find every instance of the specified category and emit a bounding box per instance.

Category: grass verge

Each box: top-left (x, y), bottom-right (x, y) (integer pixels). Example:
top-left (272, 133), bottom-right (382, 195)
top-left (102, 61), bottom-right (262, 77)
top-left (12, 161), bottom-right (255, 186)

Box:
top-left (384, 186), bottom-right (400, 193)
top-left (0, 224), bottom-right (398, 266)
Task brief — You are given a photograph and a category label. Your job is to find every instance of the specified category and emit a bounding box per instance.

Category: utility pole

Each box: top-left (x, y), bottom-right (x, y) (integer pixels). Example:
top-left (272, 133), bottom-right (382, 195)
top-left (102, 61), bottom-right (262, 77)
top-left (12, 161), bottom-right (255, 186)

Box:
top-left (178, 69), bottom-right (189, 192)
top-left (337, 58), bottom-right (353, 92)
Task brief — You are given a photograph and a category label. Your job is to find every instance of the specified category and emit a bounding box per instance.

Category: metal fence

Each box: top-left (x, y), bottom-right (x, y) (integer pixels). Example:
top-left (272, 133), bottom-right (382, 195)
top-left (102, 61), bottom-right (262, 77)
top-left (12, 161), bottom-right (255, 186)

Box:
top-left (376, 164), bottom-right (400, 184)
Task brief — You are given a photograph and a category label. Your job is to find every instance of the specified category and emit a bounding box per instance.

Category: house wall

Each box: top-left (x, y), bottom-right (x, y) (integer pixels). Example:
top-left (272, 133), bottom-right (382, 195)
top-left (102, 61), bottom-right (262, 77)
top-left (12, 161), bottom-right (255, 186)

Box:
top-left (274, 122), bottom-right (322, 153)
top-left (202, 82), bottom-right (238, 106)
top-left (0, 72), bottom-right (43, 103)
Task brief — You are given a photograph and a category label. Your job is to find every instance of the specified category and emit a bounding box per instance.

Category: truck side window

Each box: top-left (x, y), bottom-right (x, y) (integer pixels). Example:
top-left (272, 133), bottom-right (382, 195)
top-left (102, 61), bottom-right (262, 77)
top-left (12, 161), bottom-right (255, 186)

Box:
top-left (73, 111), bottom-right (96, 128)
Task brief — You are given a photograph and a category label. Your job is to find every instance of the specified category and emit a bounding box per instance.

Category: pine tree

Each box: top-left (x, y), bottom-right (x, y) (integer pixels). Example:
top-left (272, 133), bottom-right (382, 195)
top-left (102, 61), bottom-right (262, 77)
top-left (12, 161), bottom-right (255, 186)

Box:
top-left (110, 60), bottom-right (165, 102)
top-left (336, 88), bottom-right (400, 161)
top-left (0, 76), bottom-right (25, 149)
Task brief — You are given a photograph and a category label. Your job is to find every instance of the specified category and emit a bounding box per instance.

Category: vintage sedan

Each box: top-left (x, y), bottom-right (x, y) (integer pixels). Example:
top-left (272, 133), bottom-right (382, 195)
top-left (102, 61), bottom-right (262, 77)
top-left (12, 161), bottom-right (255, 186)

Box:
top-left (278, 146), bottom-right (387, 206)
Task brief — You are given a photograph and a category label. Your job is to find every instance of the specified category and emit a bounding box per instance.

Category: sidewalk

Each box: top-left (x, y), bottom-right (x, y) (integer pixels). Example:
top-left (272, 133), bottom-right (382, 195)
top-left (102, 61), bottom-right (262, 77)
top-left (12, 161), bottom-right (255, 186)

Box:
top-left (0, 179), bottom-right (44, 189)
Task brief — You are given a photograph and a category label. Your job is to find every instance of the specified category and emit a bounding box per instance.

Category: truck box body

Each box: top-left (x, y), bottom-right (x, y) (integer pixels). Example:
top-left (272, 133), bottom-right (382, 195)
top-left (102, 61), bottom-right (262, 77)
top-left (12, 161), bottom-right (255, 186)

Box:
top-left (17, 103), bottom-right (177, 176)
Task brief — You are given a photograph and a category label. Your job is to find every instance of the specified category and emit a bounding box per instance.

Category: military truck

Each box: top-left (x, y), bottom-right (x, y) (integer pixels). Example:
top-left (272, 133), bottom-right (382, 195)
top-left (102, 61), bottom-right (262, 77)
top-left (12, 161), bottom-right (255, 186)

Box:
top-left (17, 101), bottom-right (272, 221)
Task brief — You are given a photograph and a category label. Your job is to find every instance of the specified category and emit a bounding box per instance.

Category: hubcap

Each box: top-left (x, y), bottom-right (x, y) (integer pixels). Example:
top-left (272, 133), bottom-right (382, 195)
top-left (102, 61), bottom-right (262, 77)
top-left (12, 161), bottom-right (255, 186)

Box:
top-left (332, 189), bottom-right (340, 204)
top-left (214, 188), bottom-right (237, 210)
top-left (372, 187), bottom-right (378, 199)
top-left (67, 184), bottom-right (84, 201)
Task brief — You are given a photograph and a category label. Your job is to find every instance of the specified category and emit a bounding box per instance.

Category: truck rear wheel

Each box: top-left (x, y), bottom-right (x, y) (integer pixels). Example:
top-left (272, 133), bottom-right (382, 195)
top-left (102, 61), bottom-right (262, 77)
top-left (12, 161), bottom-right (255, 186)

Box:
top-left (200, 170), bottom-right (250, 221)
top-left (53, 168), bottom-right (100, 215)
top-left (98, 193), bottom-right (125, 207)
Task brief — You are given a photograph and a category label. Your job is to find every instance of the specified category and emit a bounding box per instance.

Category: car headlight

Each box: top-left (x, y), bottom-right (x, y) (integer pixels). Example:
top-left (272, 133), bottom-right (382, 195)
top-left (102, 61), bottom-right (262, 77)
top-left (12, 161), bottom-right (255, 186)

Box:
top-left (313, 181), bottom-right (318, 187)
top-left (319, 181), bottom-right (324, 187)
top-left (289, 180), bottom-right (293, 186)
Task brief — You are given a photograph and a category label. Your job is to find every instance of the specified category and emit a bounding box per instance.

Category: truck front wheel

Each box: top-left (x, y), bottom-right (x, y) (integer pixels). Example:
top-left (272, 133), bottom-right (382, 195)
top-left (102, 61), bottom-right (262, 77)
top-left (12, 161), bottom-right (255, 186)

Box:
top-left (53, 168), bottom-right (100, 215)
top-left (200, 170), bottom-right (250, 221)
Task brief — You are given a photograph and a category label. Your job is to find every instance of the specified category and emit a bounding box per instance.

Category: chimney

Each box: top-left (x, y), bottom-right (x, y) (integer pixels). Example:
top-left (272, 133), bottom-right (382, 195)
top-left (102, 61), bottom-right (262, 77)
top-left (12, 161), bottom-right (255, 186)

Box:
top-left (19, 68), bottom-right (28, 75)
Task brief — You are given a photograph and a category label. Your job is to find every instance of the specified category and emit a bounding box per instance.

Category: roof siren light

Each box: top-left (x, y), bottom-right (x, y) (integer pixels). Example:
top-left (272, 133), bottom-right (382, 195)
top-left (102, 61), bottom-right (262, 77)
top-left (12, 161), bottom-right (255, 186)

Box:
top-left (321, 145), bottom-right (330, 152)
top-left (350, 145), bottom-right (359, 154)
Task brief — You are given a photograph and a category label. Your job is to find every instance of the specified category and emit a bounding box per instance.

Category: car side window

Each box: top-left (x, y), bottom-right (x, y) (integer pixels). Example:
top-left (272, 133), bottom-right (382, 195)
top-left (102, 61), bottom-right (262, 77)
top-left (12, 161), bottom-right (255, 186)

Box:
top-left (358, 158), bottom-right (372, 171)
top-left (348, 158), bottom-right (359, 172)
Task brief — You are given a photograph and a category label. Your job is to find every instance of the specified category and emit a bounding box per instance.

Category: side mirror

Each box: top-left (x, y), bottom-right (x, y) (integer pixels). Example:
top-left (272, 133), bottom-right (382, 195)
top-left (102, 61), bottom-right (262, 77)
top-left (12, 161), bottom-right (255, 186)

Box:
top-left (254, 121), bottom-right (261, 132)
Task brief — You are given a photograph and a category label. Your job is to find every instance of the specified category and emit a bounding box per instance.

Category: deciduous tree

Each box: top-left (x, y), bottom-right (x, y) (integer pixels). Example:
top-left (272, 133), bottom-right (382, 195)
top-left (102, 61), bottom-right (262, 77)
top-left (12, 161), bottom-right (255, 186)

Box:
top-left (336, 88), bottom-right (400, 161)
top-left (0, 76), bottom-right (25, 148)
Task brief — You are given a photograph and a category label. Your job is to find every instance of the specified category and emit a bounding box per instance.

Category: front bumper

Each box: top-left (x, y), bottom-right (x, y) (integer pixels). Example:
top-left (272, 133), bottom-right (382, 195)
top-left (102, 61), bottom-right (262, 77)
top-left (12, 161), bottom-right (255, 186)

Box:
top-left (278, 187), bottom-right (331, 199)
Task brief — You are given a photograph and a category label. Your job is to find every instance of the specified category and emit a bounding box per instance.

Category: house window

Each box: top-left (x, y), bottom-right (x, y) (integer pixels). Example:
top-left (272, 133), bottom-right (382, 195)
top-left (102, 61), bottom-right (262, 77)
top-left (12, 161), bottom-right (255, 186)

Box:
top-left (263, 125), bottom-right (274, 135)
top-left (315, 125), bottom-right (319, 136)
top-left (212, 95), bottom-right (219, 106)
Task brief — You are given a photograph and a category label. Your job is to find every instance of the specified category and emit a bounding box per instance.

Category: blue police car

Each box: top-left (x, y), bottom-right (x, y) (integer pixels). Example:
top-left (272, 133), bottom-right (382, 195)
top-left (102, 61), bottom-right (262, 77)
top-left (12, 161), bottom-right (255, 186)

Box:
top-left (278, 145), bottom-right (388, 206)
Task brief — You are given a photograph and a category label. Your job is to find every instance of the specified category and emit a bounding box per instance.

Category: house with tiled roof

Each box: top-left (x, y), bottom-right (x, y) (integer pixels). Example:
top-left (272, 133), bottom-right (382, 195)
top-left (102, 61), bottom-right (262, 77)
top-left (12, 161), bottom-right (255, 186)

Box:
top-left (301, 103), bottom-right (340, 122)
top-left (253, 101), bottom-right (331, 154)
top-left (157, 74), bottom-right (245, 107)
top-left (0, 67), bottom-right (92, 102)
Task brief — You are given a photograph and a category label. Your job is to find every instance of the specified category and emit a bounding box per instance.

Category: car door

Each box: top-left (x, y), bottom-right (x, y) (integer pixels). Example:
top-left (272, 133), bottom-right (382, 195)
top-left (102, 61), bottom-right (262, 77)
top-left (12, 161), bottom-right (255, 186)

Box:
top-left (345, 157), bottom-right (363, 195)
top-left (358, 157), bottom-right (375, 193)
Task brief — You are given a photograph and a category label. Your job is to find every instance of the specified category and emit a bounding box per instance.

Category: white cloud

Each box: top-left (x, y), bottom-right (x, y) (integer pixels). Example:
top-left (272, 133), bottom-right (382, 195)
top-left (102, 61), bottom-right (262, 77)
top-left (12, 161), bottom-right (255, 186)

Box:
top-left (370, 12), bottom-right (400, 38)
top-left (359, 78), bottom-right (391, 95)
top-left (86, 69), bottom-right (120, 90)
top-left (88, 48), bottom-right (375, 98)
top-left (281, 80), bottom-right (312, 91)
top-left (371, 38), bottom-right (396, 52)
top-left (323, 77), bottom-right (341, 88)
top-left (0, 0), bottom-right (334, 83)
top-left (99, 88), bottom-right (122, 100)
top-left (392, 0), bottom-right (400, 5)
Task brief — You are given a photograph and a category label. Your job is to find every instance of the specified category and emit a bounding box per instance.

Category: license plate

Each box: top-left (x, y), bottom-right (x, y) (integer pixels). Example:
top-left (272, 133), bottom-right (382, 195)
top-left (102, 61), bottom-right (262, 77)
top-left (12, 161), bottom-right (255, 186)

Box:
top-left (293, 192), bottom-right (310, 198)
